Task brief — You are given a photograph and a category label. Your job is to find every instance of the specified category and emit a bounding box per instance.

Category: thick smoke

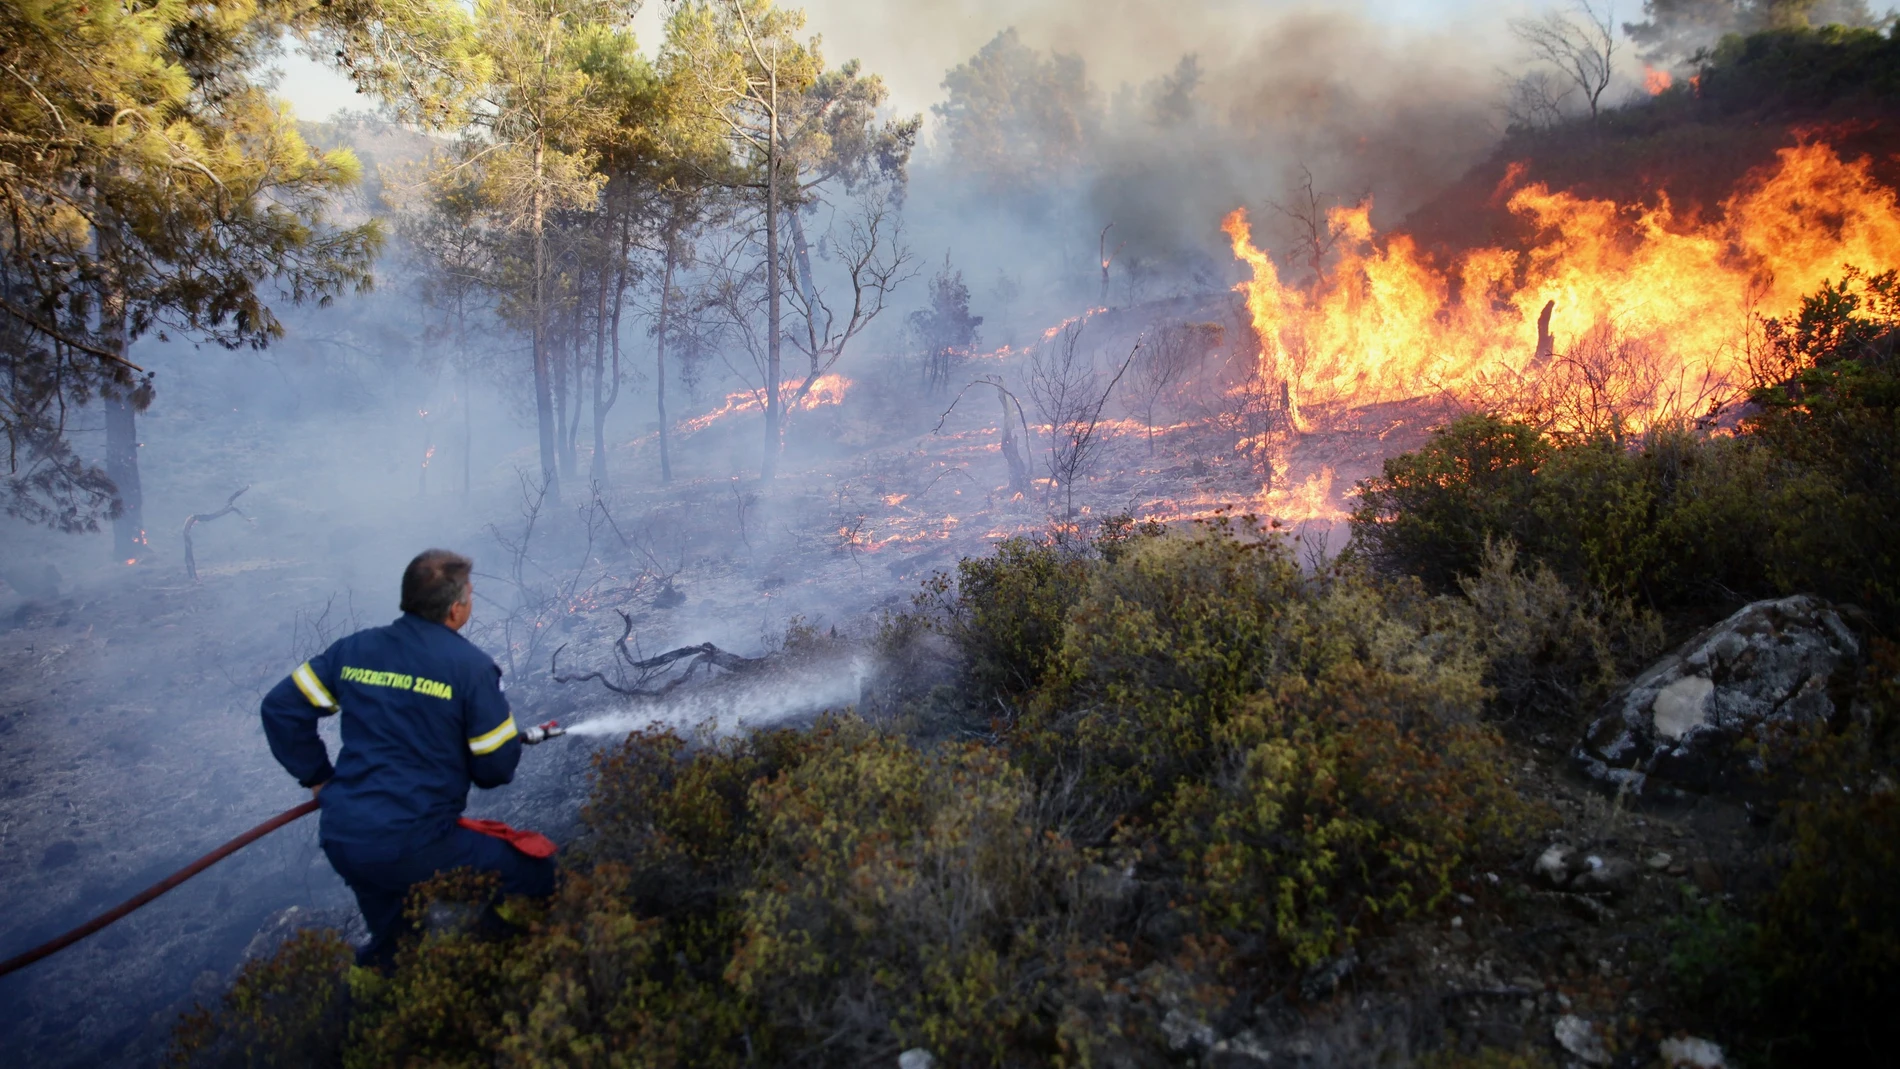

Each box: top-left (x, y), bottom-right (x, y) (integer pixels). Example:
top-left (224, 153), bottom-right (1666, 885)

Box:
top-left (886, 2), bottom-right (1517, 323)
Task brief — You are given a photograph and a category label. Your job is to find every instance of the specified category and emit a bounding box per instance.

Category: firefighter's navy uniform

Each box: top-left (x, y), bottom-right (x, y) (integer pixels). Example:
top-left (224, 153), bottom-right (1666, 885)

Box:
top-left (261, 612), bottom-right (554, 966)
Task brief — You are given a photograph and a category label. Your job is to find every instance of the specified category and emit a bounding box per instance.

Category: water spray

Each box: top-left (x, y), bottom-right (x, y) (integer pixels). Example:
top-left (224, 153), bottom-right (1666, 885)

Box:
top-left (561, 657), bottom-right (869, 739)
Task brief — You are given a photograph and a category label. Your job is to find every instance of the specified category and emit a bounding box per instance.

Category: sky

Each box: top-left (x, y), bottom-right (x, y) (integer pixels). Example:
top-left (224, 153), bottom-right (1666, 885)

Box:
top-left (275, 0), bottom-right (1900, 131)
top-left (273, 0), bottom-right (1542, 124)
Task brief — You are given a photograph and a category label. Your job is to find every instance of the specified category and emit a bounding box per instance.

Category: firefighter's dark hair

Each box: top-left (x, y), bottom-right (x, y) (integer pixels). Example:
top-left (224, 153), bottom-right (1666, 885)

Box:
top-left (401, 549), bottom-right (473, 622)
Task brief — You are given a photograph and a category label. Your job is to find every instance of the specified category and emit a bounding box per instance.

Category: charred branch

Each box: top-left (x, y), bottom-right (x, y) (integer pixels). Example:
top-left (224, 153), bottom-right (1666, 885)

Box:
top-left (550, 609), bottom-right (762, 698)
top-left (182, 485), bottom-right (251, 582)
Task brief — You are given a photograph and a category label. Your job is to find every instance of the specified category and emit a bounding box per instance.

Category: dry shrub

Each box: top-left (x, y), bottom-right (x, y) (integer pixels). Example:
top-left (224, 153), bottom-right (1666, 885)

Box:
top-left (1460, 539), bottom-right (1664, 731)
top-left (1017, 520), bottom-right (1530, 967)
top-left (728, 719), bottom-right (1096, 1064)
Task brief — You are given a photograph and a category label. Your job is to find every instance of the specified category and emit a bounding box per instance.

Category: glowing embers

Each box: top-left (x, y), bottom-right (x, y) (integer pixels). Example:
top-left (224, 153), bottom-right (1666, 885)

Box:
top-left (677, 374), bottom-right (853, 435)
top-left (1223, 142), bottom-right (1900, 435)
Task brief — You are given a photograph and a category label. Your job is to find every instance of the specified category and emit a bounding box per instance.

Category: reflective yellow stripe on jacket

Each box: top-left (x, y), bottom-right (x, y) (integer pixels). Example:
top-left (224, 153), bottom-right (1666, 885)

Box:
top-left (468, 716), bottom-right (517, 755)
top-left (292, 661), bottom-right (338, 713)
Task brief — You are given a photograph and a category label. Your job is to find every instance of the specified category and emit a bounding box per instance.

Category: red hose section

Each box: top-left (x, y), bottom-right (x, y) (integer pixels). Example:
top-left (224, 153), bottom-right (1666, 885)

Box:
top-left (0, 799), bottom-right (320, 979)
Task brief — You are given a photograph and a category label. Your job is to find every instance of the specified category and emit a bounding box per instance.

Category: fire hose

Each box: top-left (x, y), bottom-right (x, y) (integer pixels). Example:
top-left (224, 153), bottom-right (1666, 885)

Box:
top-left (0, 719), bottom-right (565, 979)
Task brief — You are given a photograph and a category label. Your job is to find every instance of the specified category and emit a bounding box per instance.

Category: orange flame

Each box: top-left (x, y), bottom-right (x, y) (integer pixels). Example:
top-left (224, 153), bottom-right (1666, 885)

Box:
top-left (1223, 142), bottom-right (1900, 433)
top-left (677, 374), bottom-right (853, 434)
top-left (1644, 65), bottom-right (1673, 95)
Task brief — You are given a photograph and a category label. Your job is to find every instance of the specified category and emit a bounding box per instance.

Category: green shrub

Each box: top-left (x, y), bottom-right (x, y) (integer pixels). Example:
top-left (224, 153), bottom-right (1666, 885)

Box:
top-left (1347, 414), bottom-right (1550, 593)
top-left (728, 718), bottom-right (1093, 1064)
top-left (170, 929), bottom-right (354, 1069)
top-left (922, 534), bottom-right (1091, 702)
top-left (176, 525), bottom-right (1543, 1067)
top-left (580, 725), bottom-right (803, 913)
top-left (1157, 663), bottom-right (1524, 966)
top-left (1350, 416), bottom-right (1779, 609)
top-left (1021, 519), bottom-right (1486, 802)
top-left (1700, 25), bottom-right (1900, 112)
top-left (341, 871), bottom-right (513, 1069)
top-left (1747, 641), bottom-right (1900, 1060)
top-left (1013, 520), bottom-right (1530, 965)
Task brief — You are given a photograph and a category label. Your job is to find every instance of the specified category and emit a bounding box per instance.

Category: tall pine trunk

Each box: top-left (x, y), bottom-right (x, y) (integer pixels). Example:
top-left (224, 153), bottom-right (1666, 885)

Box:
top-left (98, 223), bottom-right (143, 562)
top-left (555, 321), bottom-right (576, 478)
top-left (762, 71), bottom-right (781, 481)
top-left (103, 380), bottom-right (143, 562)
top-left (593, 202), bottom-right (630, 487)
top-left (656, 224), bottom-right (678, 484)
top-left (462, 356), bottom-right (473, 498)
top-left (531, 130), bottom-right (560, 502)
top-left (589, 238), bottom-right (610, 486)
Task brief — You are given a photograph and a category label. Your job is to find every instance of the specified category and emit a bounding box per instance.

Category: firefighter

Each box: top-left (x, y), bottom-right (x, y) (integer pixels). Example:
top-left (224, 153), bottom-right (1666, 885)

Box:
top-left (260, 548), bottom-right (554, 968)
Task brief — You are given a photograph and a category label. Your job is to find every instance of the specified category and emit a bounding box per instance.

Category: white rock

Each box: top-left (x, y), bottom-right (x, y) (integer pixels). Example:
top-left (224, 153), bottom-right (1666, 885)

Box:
top-left (1652, 675), bottom-right (1714, 740)
top-left (1659, 1036), bottom-right (1727, 1068)
top-left (1577, 596), bottom-right (1863, 795)
top-left (1160, 1007), bottom-right (1218, 1053)
top-left (1553, 1015), bottom-right (1611, 1066)
top-left (897, 1049), bottom-right (937, 1069)
top-left (1534, 843), bottom-right (1575, 887)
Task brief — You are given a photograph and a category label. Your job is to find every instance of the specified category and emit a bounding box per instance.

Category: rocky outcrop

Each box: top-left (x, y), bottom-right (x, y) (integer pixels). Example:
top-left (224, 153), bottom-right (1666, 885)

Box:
top-left (1575, 595), bottom-right (1863, 796)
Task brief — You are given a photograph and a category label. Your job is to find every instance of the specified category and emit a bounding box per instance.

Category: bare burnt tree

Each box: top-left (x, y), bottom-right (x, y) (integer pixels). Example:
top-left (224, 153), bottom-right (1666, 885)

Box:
top-left (1224, 370), bottom-right (1296, 478)
top-left (1511, 1), bottom-right (1619, 125)
top-left (1268, 166), bottom-right (1354, 289)
top-left (909, 253), bottom-right (983, 395)
top-left (473, 473), bottom-right (661, 681)
top-left (1540, 320), bottom-right (1727, 441)
top-left (934, 374), bottom-right (1034, 496)
top-left (995, 379), bottom-right (1033, 495)
top-left (1126, 321), bottom-right (1220, 453)
top-left (1029, 322), bottom-right (1139, 517)
top-left (782, 183), bottom-right (914, 415)
top-left (1503, 67), bottom-right (1574, 133)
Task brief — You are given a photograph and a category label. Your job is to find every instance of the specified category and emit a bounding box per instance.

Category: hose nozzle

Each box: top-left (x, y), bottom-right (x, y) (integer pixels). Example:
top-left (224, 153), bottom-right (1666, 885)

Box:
top-left (522, 720), bottom-right (565, 745)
